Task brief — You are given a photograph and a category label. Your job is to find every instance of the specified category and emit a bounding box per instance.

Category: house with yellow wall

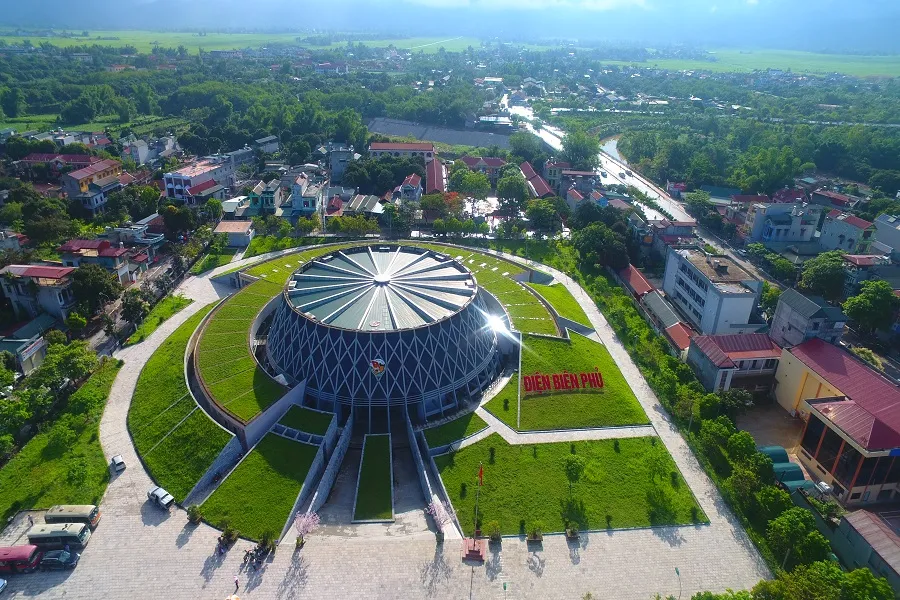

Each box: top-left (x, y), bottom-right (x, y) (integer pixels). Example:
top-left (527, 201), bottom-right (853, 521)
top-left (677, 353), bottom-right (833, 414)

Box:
top-left (774, 338), bottom-right (900, 506)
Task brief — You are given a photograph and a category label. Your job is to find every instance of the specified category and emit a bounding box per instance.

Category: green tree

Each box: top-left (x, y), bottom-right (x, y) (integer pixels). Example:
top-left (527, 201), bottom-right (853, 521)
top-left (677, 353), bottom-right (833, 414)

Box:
top-left (496, 174), bottom-right (530, 217)
top-left (726, 431), bottom-right (757, 463)
top-left (561, 130), bottom-right (600, 171)
top-left (766, 507), bottom-right (831, 570)
top-left (770, 258), bottom-right (797, 282)
top-left (761, 282), bottom-right (782, 314)
top-left (562, 454), bottom-right (586, 495)
top-left (65, 311), bottom-right (88, 332)
top-left (843, 279), bottom-right (900, 333)
top-left (0, 88), bottom-right (25, 118)
top-left (205, 198), bottom-right (223, 221)
top-left (72, 264), bottom-right (122, 315)
top-left (121, 288), bottom-right (150, 326)
top-left (526, 199), bottom-right (559, 238)
top-left (799, 251), bottom-right (846, 302)
top-left (755, 485), bottom-right (793, 523)
top-left (27, 341), bottom-right (98, 392)
top-left (571, 222), bottom-right (629, 270)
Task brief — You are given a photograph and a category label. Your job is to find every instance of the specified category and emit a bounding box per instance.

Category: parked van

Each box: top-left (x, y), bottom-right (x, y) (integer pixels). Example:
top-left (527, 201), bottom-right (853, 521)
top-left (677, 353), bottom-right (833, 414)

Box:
top-left (26, 523), bottom-right (91, 551)
top-left (0, 545), bottom-right (42, 574)
top-left (44, 505), bottom-right (101, 529)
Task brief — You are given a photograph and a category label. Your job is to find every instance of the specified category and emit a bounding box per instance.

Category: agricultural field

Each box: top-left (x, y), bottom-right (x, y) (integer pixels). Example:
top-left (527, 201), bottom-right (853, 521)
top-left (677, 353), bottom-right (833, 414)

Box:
top-left (279, 405), bottom-right (334, 436)
top-left (485, 333), bottom-right (648, 431)
top-left (435, 434), bottom-right (704, 536)
top-left (0, 359), bottom-right (121, 521)
top-left (202, 433), bottom-right (318, 540)
top-left (125, 295), bottom-right (192, 345)
top-left (598, 49), bottom-right (900, 78)
top-left (353, 434), bottom-right (393, 521)
top-left (423, 412), bottom-right (488, 448)
top-left (196, 279), bottom-right (285, 422)
top-left (527, 282), bottom-right (591, 327)
top-left (129, 305), bottom-right (232, 501)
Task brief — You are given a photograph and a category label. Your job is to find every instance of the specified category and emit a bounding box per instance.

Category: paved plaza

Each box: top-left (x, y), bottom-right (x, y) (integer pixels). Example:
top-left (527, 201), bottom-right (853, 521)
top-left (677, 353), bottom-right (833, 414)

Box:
top-left (0, 247), bottom-right (770, 599)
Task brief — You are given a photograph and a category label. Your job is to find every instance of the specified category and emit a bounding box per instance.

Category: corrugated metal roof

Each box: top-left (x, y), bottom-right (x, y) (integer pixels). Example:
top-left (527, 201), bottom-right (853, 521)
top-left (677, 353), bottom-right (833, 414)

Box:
top-left (618, 265), bottom-right (653, 297)
top-left (792, 338), bottom-right (900, 449)
top-left (288, 246), bottom-right (476, 331)
top-left (693, 333), bottom-right (781, 368)
top-left (845, 510), bottom-right (900, 574)
top-left (642, 291), bottom-right (681, 329)
top-left (778, 288), bottom-right (845, 321)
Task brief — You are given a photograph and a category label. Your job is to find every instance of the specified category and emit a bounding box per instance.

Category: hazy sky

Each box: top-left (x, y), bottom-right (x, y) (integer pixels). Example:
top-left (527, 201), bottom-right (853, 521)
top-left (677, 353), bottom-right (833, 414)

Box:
top-left (3, 0), bottom-right (899, 53)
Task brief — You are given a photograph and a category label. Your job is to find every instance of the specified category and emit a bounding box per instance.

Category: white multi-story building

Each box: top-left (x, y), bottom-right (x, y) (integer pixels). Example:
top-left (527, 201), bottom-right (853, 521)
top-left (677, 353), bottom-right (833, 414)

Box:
top-left (163, 156), bottom-right (236, 202)
top-left (744, 203), bottom-right (821, 243)
top-left (874, 214), bottom-right (900, 261)
top-left (662, 247), bottom-right (762, 335)
top-left (0, 265), bottom-right (77, 322)
top-left (820, 210), bottom-right (876, 254)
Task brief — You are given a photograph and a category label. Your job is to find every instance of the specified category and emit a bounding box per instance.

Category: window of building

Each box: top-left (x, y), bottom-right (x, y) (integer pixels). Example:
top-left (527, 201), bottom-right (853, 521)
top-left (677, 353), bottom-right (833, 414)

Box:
top-left (817, 428), bottom-right (845, 474)
top-left (812, 321), bottom-right (820, 331)
top-left (800, 417), bottom-right (825, 458)
top-left (834, 444), bottom-right (862, 488)
top-left (850, 492), bottom-right (861, 500)
top-left (764, 359), bottom-right (777, 369)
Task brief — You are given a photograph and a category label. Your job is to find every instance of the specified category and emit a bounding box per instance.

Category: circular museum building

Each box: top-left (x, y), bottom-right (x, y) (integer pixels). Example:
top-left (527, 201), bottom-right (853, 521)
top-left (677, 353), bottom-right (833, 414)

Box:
top-left (265, 245), bottom-right (501, 427)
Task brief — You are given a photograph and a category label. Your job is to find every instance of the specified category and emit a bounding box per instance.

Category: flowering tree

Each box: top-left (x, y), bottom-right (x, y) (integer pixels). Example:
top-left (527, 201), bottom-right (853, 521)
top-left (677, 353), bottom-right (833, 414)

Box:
top-left (293, 511), bottom-right (320, 546)
top-left (426, 500), bottom-right (456, 534)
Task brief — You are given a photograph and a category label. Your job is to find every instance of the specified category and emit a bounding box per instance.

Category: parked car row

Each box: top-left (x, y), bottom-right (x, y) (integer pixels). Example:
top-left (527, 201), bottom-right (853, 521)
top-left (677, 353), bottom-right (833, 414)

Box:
top-left (0, 504), bottom-right (100, 579)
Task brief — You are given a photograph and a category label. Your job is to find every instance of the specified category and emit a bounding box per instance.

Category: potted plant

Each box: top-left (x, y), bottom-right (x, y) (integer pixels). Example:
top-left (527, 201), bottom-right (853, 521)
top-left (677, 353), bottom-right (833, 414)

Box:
top-left (186, 504), bottom-right (203, 525)
top-left (565, 523), bottom-right (579, 540)
top-left (527, 520), bottom-right (544, 543)
top-left (487, 520), bottom-right (502, 546)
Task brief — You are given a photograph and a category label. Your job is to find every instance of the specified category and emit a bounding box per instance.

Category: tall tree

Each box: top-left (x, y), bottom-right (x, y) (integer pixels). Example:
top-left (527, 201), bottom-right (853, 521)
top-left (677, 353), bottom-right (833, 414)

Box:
top-left (561, 130), bottom-right (600, 171)
top-left (799, 251), bottom-right (846, 302)
top-left (843, 279), bottom-right (900, 333)
top-left (72, 264), bottom-right (122, 315)
top-left (496, 174), bottom-right (530, 217)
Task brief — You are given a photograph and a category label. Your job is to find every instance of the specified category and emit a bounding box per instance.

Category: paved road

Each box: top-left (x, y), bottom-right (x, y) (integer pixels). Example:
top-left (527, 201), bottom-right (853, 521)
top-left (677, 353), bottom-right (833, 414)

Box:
top-left (1, 247), bottom-right (769, 600)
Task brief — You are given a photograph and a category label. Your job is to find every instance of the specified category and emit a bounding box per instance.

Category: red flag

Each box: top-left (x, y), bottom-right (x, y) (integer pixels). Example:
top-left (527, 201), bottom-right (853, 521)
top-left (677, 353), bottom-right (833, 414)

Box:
top-left (478, 464), bottom-right (484, 486)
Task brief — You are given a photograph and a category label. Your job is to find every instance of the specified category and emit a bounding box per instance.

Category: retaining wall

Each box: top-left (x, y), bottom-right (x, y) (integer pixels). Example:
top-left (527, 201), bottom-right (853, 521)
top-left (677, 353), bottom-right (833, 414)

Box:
top-left (183, 435), bottom-right (243, 507)
top-left (309, 415), bottom-right (353, 514)
top-left (243, 379), bottom-right (308, 448)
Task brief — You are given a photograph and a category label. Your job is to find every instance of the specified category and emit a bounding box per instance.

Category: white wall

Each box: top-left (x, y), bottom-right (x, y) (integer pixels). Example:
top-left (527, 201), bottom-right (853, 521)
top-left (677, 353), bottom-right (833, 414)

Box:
top-left (703, 292), bottom-right (757, 334)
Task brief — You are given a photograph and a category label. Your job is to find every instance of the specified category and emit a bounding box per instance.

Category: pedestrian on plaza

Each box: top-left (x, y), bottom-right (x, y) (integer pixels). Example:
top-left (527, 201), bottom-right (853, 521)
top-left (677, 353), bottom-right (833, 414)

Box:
top-left (234, 576), bottom-right (240, 592)
top-left (27, 514), bottom-right (33, 527)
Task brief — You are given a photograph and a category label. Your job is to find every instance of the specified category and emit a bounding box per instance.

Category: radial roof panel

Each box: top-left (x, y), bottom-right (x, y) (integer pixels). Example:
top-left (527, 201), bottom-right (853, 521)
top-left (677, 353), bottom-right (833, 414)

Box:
top-left (288, 246), bottom-right (477, 331)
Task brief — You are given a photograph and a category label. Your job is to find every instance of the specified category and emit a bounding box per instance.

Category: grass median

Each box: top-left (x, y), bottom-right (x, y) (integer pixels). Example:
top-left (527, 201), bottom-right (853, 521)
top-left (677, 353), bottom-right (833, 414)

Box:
top-left (189, 248), bottom-right (238, 275)
top-left (202, 433), bottom-right (318, 540)
top-left (527, 282), bottom-right (591, 327)
top-left (129, 304), bottom-right (232, 501)
top-left (125, 295), bottom-right (192, 346)
top-left (435, 433), bottom-right (704, 536)
top-left (353, 434), bottom-right (393, 521)
top-left (424, 412), bottom-right (488, 448)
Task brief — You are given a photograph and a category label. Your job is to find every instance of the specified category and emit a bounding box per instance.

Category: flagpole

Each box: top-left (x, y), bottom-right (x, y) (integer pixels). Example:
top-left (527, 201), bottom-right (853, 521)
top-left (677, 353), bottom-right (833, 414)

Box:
top-left (474, 462), bottom-right (482, 541)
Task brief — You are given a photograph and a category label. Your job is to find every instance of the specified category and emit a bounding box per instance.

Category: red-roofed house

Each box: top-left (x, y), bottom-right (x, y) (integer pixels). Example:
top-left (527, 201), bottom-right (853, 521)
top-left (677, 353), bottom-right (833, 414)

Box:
top-left (617, 265), bottom-right (654, 299)
top-left (60, 159), bottom-right (123, 216)
top-left (519, 162), bottom-right (553, 199)
top-left (780, 338), bottom-right (900, 504)
top-left (459, 156), bottom-right (507, 186)
top-left (369, 142), bottom-right (435, 162)
top-left (17, 153), bottom-right (101, 176)
top-left (325, 196), bottom-right (344, 219)
top-left (399, 173), bottom-right (423, 203)
top-left (0, 264), bottom-right (77, 321)
top-left (820, 210), bottom-right (875, 254)
top-left (59, 239), bottom-right (133, 284)
top-left (665, 323), bottom-right (694, 355)
top-left (566, 189), bottom-right (584, 207)
top-left (425, 160), bottom-right (446, 194)
top-left (687, 333), bottom-right (781, 392)
top-left (843, 254), bottom-right (891, 297)
top-left (772, 188), bottom-right (807, 204)
top-left (812, 189), bottom-right (853, 209)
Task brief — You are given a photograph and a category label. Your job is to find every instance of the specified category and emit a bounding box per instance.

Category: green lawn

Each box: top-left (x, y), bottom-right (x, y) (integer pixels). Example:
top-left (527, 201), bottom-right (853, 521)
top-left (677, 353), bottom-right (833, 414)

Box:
top-left (125, 295), bottom-right (193, 345)
top-left (424, 412), bottom-right (488, 448)
top-left (435, 434), bottom-right (704, 536)
top-left (196, 279), bottom-right (286, 422)
top-left (484, 334), bottom-right (648, 431)
top-left (202, 434), bottom-right (318, 540)
top-left (243, 242), bottom-right (359, 283)
top-left (354, 434), bottom-right (393, 521)
top-left (0, 359), bottom-right (122, 521)
top-left (129, 305), bottom-right (232, 501)
top-left (189, 248), bottom-right (238, 275)
top-left (527, 283), bottom-right (591, 327)
top-left (279, 405), bottom-right (334, 436)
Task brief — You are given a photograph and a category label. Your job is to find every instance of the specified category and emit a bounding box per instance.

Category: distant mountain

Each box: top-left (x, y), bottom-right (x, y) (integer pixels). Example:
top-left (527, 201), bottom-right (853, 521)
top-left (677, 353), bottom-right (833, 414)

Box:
top-left (3, 0), bottom-right (900, 54)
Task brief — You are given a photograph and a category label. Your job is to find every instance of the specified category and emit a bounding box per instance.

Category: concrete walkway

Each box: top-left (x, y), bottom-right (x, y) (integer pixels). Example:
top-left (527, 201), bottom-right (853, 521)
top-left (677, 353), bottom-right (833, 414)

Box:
top-left (2, 244), bottom-right (770, 600)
